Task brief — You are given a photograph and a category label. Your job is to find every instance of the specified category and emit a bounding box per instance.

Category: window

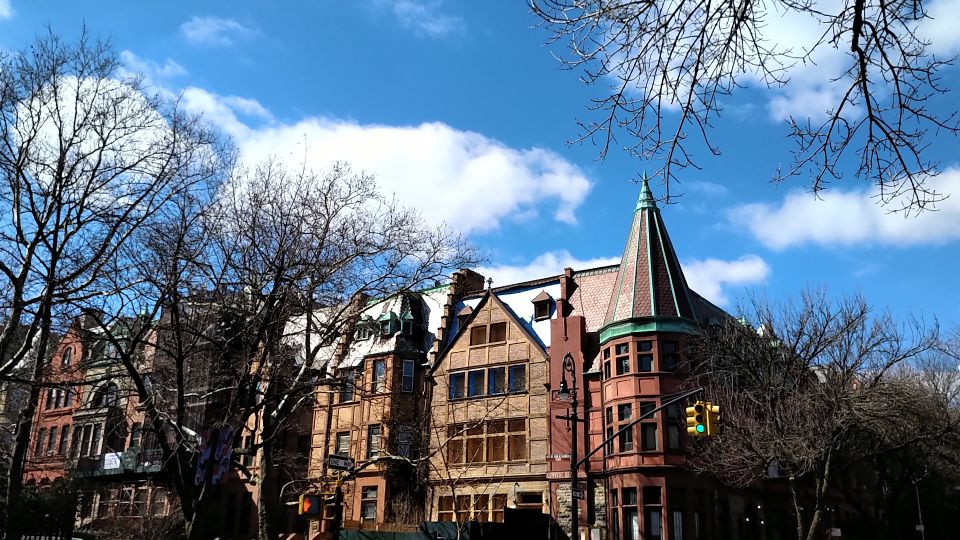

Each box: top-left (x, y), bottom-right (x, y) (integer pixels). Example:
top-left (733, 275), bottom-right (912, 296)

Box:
top-left (603, 348), bottom-right (611, 379)
top-left (487, 367), bottom-right (505, 395)
top-left (615, 343), bottom-right (630, 375)
top-left (64, 388), bottom-right (73, 408)
top-left (488, 322), bottom-right (507, 343)
top-left (638, 341), bottom-right (654, 372)
top-left (46, 426), bottom-right (57, 456)
top-left (379, 319), bottom-right (392, 336)
top-left (643, 486), bottom-right (663, 540)
top-left (401, 359), bottom-right (415, 392)
top-left (438, 496), bottom-right (455, 522)
top-left (446, 419), bottom-right (526, 464)
top-left (62, 347), bottom-right (72, 367)
top-left (508, 364), bottom-right (526, 393)
top-left (492, 494), bottom-right (507, 522)
top-left (129, 422), bottom-right (142, 448)
top-left (450, 363), bottom-right (526, 400)
top-left (361, 486), bottom-right (378, 521)
top-left (150, 491), bottom-right (167, 516)
top-left (448, 372), bottom-right (465, 400)
top-left (91, 423), bottom-right (102, 455)
top-left (605, 407), bottom-right (614, 454)
top-left (623, 488), bottom-right (640, 540)
top-left (470, 326), bottom-right (487, 345)
top-left (667, 405), bottom-right (682, 451)
top-left (619, 424), bottom-right (634, 452)
top-left (534, 300), bottom-right (551, 320)
top-left (35, 428), bottom-right (46, 456)
top-left (613, 403), bottom-right (634, 453)
top-left (58, 425), bottom-right (69, 454)
top-left (45, 390), bottom-right (54, 410)
top-left (356, 324), bottom-right (373, 340)
top-left (467, 370), bottom-right (485, 398)
top-left (401, 319), bottom-right (413, 335)
top-left (95, 383), bottom-right (119, 407)
top-left (641, 423), bottom-right (658, 451)
top-left (640, 401), bottom-right (656, 417)
top-left (71, 426), bottom-right (81, 457)
top-left (79, 425), bottom-right (92, 457)
top-left (371, 359), bottom-right (386, 393)
top-left (133, 488), bottom-right (148, 515)
top-left (339, 369), bottom-right (358, 402)
top-left (438, 494), bottom-right (508, 522)
top-left (335, 432), bottom-right (350, 456)
top-left (397, 425), bottom-right (412, 458)
top-left (661, 341), bottom-right (680, 371)
top-left (366, 425), bottom-right (381, 458)
top-left (508, 418), bottom-right (527, 460)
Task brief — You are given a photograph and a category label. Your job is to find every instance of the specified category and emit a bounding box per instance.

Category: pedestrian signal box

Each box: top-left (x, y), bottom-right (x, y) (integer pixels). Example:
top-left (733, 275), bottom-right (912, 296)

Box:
top-left (299, 494), bottom-right (323, 516)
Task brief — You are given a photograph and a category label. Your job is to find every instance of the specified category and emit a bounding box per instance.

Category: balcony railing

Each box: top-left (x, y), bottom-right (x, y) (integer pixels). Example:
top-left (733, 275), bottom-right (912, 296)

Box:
top-left (73, 447), bottom-right (164, 477)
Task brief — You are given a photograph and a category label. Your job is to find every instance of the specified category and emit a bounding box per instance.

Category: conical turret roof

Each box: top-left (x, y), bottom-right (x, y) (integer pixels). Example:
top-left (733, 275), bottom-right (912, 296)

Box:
top-left (603, 177), bottom-right (696, 326)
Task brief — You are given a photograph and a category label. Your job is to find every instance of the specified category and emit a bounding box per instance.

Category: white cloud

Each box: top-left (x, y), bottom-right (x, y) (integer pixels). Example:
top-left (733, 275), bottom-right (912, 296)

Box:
top-left (180, 16), bottom-right (255, 47)
top-left (478, 250), bottom-right (769, 306)
top-left (682, 255), bottom-right (771, 306)
top-left (921, 0), bottom-right (960, 56)
top-left (119, 51), bottom-right (187, 94)
top-left (178, 87), bottom-right (592, 235)
top-left (0, 0), bottom-right (13, 20)
top-left (373, 0), bottom-right (464, 38)
top-left (729, 168), bottom-right (960, 250)
top-left (479, 250), bottom-right (620, 287)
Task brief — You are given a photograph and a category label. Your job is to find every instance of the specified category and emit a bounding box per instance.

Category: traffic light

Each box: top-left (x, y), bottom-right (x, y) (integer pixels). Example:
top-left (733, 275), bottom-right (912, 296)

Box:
top-left (299, 493), bottom-right (323, 516)
top-left (705, 402), bottom-right (722, 436)
top-left (685, 401), bottom-right (706, 436)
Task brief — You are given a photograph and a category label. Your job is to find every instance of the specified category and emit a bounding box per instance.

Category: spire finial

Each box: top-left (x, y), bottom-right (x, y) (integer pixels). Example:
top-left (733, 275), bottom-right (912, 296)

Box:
top-left (636, 172), bottom-right (658, 211)
top-left (486, 277), bottom-right (493, 290)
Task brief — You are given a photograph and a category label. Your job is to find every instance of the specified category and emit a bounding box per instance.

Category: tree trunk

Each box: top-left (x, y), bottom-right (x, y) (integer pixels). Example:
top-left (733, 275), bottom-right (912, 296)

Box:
top-left (3, 303), bottom-right (53, 539)
top-left (257, 411), bottom-right (279, 540)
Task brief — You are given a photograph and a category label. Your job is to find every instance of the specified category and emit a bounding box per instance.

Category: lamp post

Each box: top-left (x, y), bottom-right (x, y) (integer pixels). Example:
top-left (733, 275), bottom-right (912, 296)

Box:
top-left (556, 353), bottom-right (578, 540)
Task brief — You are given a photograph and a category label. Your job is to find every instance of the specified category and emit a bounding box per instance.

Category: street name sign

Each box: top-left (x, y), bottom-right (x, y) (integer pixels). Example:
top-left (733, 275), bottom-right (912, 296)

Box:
top-left (327, 455), bottom-right (355, 471)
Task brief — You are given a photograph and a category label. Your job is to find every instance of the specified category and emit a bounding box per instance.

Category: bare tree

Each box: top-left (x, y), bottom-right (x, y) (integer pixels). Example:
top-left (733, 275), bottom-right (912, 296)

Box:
top-left (89, 159), bottom-right (475, 539)
top-left (686, 290), bottom-right (947, 540)
top-left (0, 30), bottom-right (220, 537)
top-left (530, 0), bottom-right (958, 211)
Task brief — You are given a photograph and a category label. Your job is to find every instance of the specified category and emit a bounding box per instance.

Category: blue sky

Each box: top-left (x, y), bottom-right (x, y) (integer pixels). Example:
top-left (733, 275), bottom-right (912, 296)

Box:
top-left (2, 1), bottom-right (958, 326)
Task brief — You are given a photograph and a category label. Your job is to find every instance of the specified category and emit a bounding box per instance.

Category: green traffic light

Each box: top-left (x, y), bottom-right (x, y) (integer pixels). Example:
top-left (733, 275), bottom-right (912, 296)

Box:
top-left (696, 424), bottom-right (705, 433)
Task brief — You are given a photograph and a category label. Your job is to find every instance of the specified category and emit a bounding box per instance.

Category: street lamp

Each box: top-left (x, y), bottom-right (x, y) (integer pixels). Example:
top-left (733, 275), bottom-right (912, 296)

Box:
top-left (558, 352), bottom-right (579, 540)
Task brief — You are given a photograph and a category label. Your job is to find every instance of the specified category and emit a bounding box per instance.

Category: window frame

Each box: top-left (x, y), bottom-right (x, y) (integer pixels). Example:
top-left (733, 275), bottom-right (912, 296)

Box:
top-left (371, 359), bottom-right (387, 393)
top-left (366, 424), bottom-right (382, 459)
top-left (401, 359), bottom-right (415, 393)
top-left (335, 431), bottom-right (350, 456)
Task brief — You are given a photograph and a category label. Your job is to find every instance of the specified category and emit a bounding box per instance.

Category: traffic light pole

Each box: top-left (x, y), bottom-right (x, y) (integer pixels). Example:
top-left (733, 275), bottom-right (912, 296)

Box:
top-left (573, 387), bottom-right (704, 469)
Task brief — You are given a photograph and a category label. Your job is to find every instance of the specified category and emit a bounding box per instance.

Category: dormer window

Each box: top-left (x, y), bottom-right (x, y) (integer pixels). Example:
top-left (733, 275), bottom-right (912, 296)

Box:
top-left (400, 310), bottom-right (414, 336)
top-left (355, 317), bottom-right (374, 340)
top-left (532, 291), bottom-right (553, 321)
top-left (377, 311), bottom-right (398, 336)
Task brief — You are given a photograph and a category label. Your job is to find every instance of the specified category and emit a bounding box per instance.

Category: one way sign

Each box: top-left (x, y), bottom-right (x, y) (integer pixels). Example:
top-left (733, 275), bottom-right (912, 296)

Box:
top-left (328, 455), bottom-right (355, 471)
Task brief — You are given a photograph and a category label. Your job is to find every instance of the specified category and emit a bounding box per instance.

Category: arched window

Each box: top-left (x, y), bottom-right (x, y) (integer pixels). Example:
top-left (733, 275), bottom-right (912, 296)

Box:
top-left (94, 382), bottom-right (120, 407)
top-left (61, 347), bottom-right (72, 367)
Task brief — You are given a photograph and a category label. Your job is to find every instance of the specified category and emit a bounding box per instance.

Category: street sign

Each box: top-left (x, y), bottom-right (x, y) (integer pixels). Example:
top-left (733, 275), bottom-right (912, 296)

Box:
top-left (327, 455), bottom-right (355, 471)
top-left (546, 453), bottom-right (571, 461)
top-left (571, 488), bottom-right (585, 500)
